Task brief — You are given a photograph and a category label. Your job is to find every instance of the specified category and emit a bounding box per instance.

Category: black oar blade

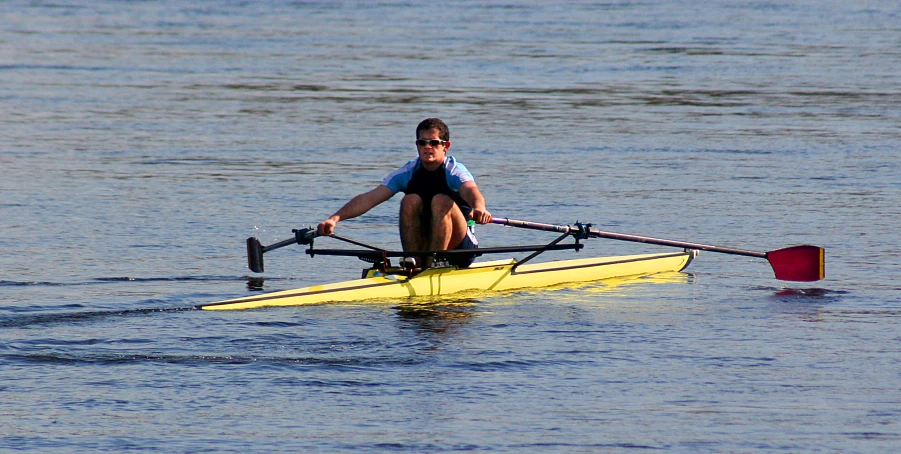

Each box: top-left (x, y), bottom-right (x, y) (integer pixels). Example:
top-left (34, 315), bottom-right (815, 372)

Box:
top-left (247, 237), bottom-right (264, 273)
top-left (767, 245), bottom-right (825, 281)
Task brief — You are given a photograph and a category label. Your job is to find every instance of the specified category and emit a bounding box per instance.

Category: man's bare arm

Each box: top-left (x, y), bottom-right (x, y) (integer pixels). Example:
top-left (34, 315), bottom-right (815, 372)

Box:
top-left (318, 185), bottom-right (394, 235)
top-left (459, 181), bottom-right (492, 224)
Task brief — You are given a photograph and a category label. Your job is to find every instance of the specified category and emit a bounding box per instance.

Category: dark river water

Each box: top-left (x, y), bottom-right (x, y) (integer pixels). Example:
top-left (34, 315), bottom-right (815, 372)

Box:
top-left (2, 1), bottom-right (900, 451)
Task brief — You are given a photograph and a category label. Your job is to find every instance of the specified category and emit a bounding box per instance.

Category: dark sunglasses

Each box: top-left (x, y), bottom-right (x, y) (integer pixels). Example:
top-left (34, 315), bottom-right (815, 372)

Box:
top-left (416, 139), bottom-right (448, 147)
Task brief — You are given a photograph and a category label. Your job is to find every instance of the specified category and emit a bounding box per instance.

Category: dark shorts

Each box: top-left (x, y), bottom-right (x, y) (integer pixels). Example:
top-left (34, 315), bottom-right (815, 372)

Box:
top-left (449, 229), bottom-right (478, 268)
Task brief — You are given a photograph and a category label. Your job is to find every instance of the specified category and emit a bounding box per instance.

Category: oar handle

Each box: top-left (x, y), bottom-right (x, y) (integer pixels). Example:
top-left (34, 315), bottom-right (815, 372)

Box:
top-left (491, 217), bottom-right (574, 235)
top-left (491, 217), bottom-right (767, 258)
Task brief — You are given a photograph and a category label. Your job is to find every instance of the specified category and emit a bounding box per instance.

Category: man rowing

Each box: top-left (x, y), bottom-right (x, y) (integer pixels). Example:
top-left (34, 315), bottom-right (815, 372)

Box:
top-left (317, 118), bottom-right (492, 268)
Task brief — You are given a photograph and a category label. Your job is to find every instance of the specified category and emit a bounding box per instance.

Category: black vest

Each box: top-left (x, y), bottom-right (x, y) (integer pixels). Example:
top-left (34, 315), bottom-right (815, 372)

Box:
top-left (405, 164), bottom-right (471, 215)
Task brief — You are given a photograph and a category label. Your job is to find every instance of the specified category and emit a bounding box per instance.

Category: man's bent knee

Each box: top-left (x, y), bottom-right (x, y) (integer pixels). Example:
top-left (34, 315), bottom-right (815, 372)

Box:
top-left (401, 194), bottom-right (424, 215)
top-left (430, 194), bottom-right (458, 216)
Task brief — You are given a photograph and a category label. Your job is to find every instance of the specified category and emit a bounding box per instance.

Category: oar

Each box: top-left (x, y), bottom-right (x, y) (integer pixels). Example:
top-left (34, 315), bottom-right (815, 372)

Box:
top-left (491, 217), bottom-right (825, 282)
top-left (246, 231), bottom-right (314, 273)
top-left (246, 228), bottom-right (386, 273)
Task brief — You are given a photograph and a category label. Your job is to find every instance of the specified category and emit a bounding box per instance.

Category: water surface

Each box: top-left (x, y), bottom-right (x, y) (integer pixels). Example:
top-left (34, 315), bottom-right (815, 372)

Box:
top-left (2, 1), bottom-right (900, 451)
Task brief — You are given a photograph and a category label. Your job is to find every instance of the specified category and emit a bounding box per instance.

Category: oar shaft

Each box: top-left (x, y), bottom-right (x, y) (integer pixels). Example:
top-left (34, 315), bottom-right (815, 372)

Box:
top-left (491, 217), bottom-right (767, 258)
top-left (306, 243), bottom-right (582, 258)
top-left (492, 217), bottom-right (573, 234)
top-left (587, 229), bottom-right (766, 258)
top-left (262, 237), bottom-right (299, 253)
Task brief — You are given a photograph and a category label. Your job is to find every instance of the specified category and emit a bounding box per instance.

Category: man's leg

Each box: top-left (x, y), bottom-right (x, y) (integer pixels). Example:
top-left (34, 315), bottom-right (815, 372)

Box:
top-left (429, 194), bottom-right (468, 251)
top-left (399, 194), bottom-right (428, 258)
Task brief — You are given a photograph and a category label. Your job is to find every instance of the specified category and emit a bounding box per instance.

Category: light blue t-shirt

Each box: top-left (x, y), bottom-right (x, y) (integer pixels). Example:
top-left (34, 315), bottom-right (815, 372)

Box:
top-left (381, 156), bottom-right (474, 194)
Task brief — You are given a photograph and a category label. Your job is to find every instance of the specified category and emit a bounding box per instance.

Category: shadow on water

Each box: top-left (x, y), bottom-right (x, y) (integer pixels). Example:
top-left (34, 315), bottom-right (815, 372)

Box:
top-left (766, 286), bottom-right (848, 307)
top-left (2, 350), bottom-right (417, 368)
top-left (0, 275), bottom-right (244, 287)
top-left (0, 307), bottom-right (196, 329)
top-left (247, 276), bottom-right (266, 290)
top-left (763, 286), bottom-right (861, 321)
top-left (772, 287), bottom-right (848, 299)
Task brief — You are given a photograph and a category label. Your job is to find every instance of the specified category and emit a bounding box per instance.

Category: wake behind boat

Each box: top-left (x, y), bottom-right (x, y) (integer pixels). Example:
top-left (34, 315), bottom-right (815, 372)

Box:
top-left (198, 217), bottom-right (824, 311)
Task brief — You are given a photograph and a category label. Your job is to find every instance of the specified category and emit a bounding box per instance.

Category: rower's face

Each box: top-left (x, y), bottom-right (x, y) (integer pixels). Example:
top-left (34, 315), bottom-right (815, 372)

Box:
top-left (416, 128), bottom-right (449, 170)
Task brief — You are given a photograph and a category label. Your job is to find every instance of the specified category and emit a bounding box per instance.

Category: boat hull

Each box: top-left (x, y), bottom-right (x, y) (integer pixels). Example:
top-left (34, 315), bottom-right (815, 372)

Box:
top-left (200, 251), bottom-right (694, 311)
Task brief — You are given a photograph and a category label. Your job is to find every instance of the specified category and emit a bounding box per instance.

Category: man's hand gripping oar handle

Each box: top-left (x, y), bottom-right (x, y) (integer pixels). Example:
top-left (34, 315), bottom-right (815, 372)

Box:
top-left (491, 217), bottom-right (825, 282)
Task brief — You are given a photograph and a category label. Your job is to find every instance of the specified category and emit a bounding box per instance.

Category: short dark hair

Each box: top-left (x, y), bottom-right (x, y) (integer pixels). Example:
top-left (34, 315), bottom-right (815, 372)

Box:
top-left (416, 118), bottom-right (449, 141)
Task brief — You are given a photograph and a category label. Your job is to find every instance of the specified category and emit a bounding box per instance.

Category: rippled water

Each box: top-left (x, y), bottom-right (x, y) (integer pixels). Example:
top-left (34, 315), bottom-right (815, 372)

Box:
top-left (2, 1), bottom-right (900, 451)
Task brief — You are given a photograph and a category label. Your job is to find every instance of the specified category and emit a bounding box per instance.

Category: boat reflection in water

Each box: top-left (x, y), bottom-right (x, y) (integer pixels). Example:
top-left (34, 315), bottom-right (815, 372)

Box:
top-left (393, 299), bottom-right (480, 337)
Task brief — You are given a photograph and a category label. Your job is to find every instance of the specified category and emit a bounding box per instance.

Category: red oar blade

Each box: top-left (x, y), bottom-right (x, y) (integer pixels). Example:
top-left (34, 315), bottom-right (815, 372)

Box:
top-left (766, 245), bottom-right (825, 281)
